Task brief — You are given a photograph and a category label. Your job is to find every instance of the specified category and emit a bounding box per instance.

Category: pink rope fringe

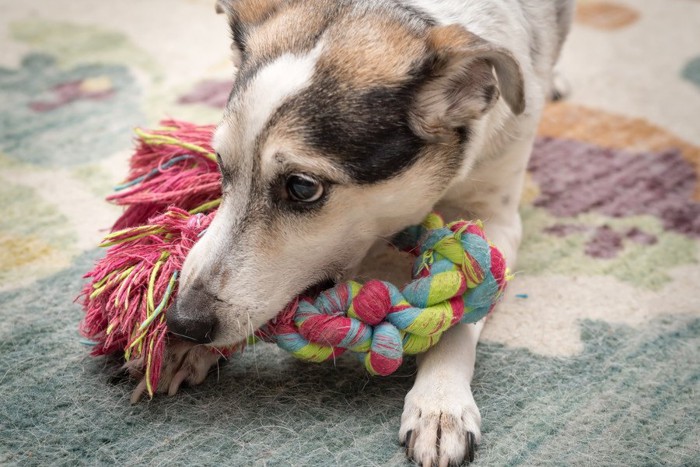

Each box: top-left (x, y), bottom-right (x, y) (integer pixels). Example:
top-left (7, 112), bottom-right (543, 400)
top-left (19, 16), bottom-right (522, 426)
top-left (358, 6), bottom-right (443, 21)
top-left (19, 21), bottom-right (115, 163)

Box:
top-left (81, 120), bottom-right (225, 393)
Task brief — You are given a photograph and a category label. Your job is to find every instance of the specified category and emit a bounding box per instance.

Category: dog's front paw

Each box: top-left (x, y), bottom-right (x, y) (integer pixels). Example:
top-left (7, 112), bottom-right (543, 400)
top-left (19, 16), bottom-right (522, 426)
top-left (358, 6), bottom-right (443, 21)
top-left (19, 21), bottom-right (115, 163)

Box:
top-left (399, 378), bottom-right (482, 466)
top-left (127, 339), bottom-right (221, 403)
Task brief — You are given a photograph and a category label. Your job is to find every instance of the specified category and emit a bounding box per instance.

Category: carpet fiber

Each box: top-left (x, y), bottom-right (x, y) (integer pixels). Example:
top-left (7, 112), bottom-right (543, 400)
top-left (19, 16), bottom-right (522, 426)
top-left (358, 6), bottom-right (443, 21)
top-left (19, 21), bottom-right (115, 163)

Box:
top-left (1, 0), bottom-right (699, 465)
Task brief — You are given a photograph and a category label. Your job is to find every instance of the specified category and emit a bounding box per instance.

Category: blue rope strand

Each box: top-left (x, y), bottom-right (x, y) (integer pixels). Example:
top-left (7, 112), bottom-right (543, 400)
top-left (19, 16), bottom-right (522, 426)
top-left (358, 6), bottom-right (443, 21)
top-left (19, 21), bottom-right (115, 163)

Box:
top-left (114, 155), bottom-right (195, 191)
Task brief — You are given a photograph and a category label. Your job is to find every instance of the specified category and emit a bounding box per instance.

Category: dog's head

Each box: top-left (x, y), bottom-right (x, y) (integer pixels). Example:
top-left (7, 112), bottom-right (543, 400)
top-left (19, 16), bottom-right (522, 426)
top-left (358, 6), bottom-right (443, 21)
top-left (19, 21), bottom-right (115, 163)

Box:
top-left (167, 0), bottom-right (524, 346)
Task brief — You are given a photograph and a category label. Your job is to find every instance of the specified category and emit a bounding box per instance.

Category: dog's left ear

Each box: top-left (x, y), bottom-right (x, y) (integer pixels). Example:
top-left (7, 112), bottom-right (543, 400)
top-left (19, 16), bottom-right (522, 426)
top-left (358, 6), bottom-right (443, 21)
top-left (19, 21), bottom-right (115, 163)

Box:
top-left (215, 0), bottom-right (283, 23)
top-left (215, 0), bottom-right (286, 65)
top-left (411, 25), bottom-right (525, 142)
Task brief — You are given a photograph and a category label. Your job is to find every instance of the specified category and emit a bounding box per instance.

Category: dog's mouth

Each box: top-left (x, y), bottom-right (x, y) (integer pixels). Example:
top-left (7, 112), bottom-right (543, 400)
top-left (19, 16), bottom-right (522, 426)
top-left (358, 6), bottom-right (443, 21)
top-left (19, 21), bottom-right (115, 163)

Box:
top-left (300, 278), bottom-right (337, 299)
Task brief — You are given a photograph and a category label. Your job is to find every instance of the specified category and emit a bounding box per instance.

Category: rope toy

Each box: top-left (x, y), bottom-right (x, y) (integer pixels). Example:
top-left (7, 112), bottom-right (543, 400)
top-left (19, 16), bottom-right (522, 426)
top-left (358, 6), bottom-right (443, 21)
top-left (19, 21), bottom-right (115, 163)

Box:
top-left (80, 120), bottom-right (509, 397)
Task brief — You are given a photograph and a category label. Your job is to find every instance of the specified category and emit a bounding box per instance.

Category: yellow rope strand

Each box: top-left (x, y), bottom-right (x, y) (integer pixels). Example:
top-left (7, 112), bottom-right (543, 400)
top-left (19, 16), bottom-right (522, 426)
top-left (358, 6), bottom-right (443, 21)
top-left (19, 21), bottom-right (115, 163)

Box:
top-left (133, 128), bottom-right (217, 162)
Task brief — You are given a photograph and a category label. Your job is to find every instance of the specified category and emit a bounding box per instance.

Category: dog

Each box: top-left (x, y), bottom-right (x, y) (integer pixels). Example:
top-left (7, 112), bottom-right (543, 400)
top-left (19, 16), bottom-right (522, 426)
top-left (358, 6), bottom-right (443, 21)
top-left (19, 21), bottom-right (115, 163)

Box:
top-left (143, 0), bottom-right (574, 464)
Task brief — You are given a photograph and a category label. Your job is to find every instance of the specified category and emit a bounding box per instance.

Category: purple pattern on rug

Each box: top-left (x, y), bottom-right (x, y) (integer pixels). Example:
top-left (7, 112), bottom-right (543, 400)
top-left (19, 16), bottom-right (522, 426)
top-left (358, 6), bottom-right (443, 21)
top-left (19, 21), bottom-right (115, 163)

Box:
top-left (585, 226), bottom-right (624, 259)
top-left (529, 137), bottom-right (700, 237)
top-left (545, 222), bottom-right (658, 258)
top-left (544, 223), bottom-right (589, 237)
top-left (30, 80), bottom-right (113, 112)
top-left (178, 79), bottom-right (233, 108)
top-left (625, 227), bottom-right (658, 245)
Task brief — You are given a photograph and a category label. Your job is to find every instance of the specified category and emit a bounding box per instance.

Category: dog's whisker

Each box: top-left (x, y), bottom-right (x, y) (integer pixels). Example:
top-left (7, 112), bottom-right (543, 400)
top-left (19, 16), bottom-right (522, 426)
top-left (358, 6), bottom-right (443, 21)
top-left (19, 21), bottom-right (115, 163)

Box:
top-left (212, 346), bottom-right (227, 360)
top-left (169, 331), bottom-right (196, 341)
top-left (246, 310), bottom-right (262, 378)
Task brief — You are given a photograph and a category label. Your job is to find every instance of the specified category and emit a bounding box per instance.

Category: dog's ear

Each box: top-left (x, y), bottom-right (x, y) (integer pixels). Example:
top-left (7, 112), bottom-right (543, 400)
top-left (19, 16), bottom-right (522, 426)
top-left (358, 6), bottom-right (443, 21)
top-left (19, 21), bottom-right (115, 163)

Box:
top-left (411, 25), bottom-right (525, 142)
top-left (215, 0), bottom-right (286, 65)
top-left (215, 0), bottom-right (283, 23)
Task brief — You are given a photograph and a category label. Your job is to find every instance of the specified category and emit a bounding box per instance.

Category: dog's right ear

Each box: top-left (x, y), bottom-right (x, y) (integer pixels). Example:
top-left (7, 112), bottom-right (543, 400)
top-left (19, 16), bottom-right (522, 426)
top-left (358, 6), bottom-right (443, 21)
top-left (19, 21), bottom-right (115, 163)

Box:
top-left (215, 0), bottom-right (286, 65)
top-left (411, 25), bottom-right (525, 143)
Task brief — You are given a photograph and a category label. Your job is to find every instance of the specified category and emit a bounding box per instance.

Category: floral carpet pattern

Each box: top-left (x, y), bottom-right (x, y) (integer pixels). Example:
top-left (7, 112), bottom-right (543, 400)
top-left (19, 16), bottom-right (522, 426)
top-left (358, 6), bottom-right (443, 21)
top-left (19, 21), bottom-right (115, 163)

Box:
top-left (1, 0), bottom-right (698, 465)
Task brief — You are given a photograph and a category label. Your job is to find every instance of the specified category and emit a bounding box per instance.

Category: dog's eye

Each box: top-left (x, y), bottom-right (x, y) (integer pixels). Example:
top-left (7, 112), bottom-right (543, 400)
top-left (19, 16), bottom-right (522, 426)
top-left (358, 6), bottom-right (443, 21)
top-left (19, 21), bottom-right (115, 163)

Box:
top-left (216, 152), bottom-right (223, 167)
top-left (286, 174), bottom-right (324, 203)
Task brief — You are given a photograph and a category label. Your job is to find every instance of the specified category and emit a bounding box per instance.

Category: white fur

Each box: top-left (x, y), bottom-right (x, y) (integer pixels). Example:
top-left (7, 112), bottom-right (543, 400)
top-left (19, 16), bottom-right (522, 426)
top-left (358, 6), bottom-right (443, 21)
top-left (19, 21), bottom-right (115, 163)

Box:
top-left (242, 42), bottom-right (323, 152)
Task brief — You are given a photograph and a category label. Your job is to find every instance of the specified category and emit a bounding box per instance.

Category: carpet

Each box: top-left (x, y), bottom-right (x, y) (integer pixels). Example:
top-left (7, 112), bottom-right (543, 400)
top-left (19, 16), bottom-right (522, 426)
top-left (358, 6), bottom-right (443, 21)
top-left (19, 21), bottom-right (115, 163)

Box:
top-left (1, 0), bottom-right (699, 465)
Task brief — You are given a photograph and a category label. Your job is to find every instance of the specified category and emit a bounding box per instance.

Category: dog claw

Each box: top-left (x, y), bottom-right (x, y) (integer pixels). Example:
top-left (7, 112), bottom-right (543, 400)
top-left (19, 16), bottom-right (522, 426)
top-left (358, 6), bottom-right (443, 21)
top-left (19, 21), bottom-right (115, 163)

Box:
top-left (168, 368), bottom-right (189, 396)
top-left (405, 430), bottom-right (415, 459)
top-left (466, 432), bottom-right (475, 463)
top-left (401, 429), bottom-right (412, 447)
top-left (130, 379), bottom-right (147, 405)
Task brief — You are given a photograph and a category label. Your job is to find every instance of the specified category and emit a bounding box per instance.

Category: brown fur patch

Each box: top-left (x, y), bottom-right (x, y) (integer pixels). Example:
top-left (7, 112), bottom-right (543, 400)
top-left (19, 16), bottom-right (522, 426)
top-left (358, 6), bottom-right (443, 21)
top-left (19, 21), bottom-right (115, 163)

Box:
top-left (245, 2), bottom-right (341, 62)
top-left (318, 12), bottom-right (428, 88)
top-left (427, 24), bottom-right (475, 51)
top-left (229, 0), bottom-right (283, 25)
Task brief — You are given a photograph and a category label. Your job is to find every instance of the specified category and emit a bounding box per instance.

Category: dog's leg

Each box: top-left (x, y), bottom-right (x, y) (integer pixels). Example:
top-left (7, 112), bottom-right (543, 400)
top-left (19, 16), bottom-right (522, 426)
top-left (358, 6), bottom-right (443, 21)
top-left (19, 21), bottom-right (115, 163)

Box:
top-left (400, 320), bottom-right (485, 466)
top-left (400, 134), bottom-right (532, 466)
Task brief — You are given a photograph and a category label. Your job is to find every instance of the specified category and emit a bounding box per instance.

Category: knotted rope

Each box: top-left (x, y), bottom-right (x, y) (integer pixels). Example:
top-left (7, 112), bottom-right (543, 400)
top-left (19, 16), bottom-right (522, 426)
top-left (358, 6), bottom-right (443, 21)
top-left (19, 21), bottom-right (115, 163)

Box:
top-left (258, 214), bottom-right (508, 375)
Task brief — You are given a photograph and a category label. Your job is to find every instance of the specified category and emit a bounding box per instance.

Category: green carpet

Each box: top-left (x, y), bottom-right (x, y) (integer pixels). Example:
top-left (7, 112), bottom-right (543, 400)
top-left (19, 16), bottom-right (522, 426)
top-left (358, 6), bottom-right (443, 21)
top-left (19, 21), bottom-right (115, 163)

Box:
top-left (2, 252), bottom-right (699, 465)
top-left (1, 0), bottom-right (699, 465)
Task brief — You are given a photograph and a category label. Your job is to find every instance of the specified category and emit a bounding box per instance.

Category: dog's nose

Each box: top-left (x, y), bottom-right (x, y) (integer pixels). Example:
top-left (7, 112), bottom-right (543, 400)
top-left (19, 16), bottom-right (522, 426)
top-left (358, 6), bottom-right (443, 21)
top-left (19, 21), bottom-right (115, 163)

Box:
top-left (166, 308), bottom-right (218, 344)
top-left (166, 284), bottom-right (219, 344)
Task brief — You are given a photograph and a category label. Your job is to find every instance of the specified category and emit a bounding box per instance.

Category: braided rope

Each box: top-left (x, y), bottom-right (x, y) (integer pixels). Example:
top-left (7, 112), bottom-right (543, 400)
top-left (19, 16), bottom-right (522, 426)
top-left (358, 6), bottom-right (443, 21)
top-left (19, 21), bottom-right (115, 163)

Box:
top-left (258, 213), bottom-right (509, 375)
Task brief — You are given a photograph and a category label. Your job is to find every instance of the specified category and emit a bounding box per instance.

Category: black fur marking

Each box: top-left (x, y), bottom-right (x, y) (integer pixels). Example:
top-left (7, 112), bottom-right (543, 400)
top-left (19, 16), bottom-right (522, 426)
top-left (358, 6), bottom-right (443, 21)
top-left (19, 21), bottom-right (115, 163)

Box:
top-left (456, 125), bottom-right (471, 146)
top-left (217, 152), bottom-right (237, 187)
top-left (220, 167), bottom-right (236, 188)
top-left (482, 84), bottom-right (497, 107)
top-left (551, 87), bottom-right (564, 102)
top-left (482, 84), bottom-right (497, 103)
top-left (270, 57), bottom-right (438, 184)
top-left (229, 61), bottom-right (261, 97)
top-left (292, 75), bottom-right (426, 184)
top-left (229, 17), bottom-right (247, 53)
